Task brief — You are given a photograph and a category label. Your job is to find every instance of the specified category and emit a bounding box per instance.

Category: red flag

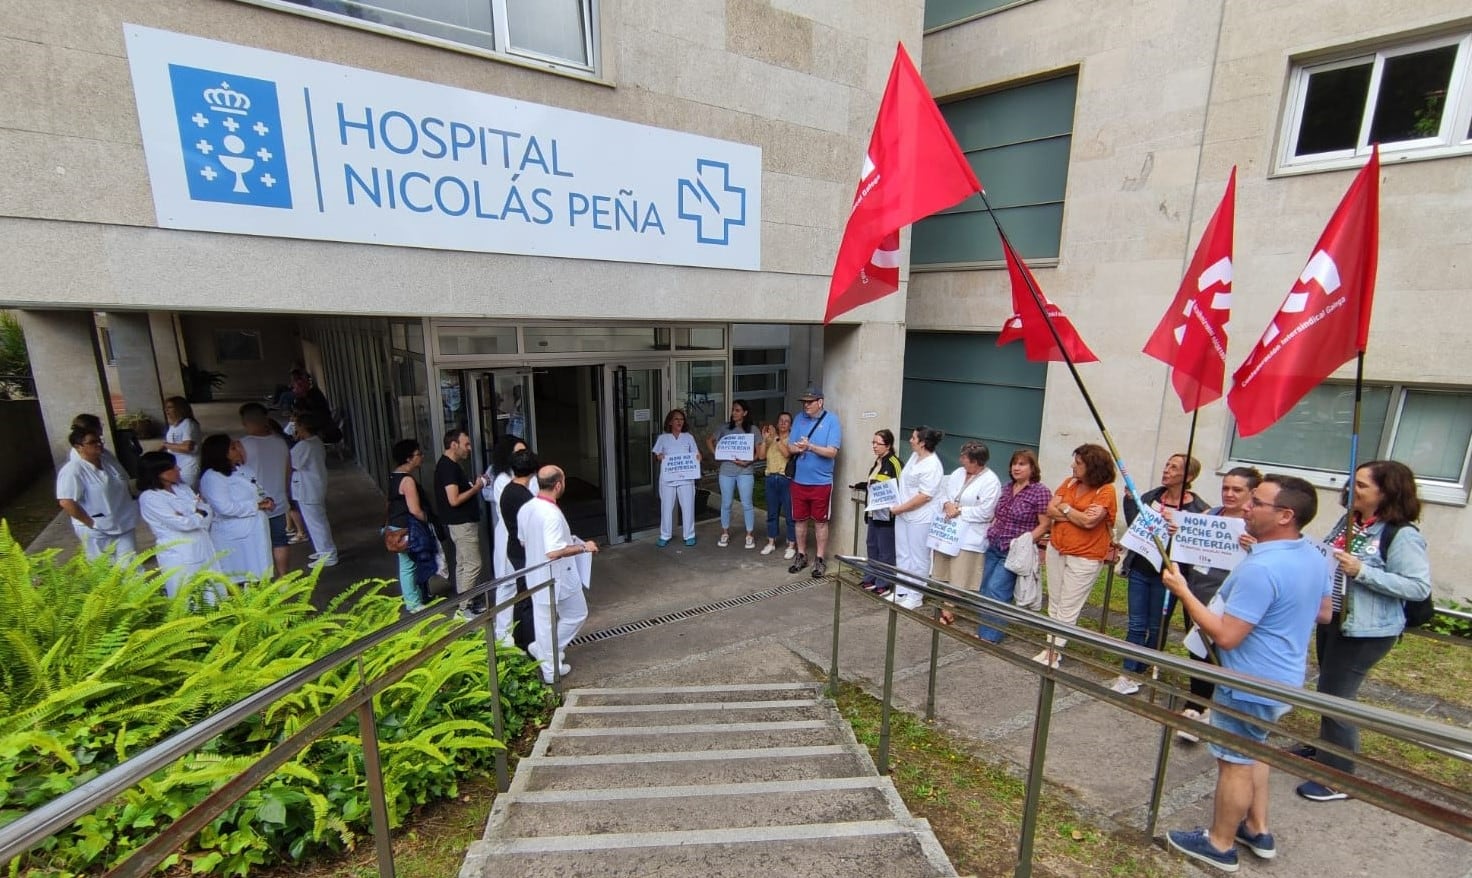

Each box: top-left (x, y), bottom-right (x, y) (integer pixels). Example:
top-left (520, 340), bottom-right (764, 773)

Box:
top-left (997, 237), bottom-right (1098, 363)
top-left (1228, 147), bottom-right (1380, 437)
top-left (1143, 168), bottom-right (1236, 411)
top-left (824, 44), bottom-right (981, 324)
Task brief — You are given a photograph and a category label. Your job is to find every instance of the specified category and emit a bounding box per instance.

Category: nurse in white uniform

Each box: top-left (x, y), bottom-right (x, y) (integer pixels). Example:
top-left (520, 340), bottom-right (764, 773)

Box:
top-left (138, 451), bottom-right (223, 599)
top-left (162, 397), bottom-right (204, 489)
top-left (198, 434), bottom-right (274, 583)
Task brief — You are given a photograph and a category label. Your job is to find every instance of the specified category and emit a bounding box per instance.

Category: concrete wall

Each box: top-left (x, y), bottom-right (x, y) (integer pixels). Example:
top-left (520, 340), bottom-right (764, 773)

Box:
top-left (915, 0), bottom-right (1472, 600)
top-left (0, 0), bottom-right (917, 329)
top-left (179, 313), bottom-right (304, 399)
top-left (0, 398), bottom-right (51, 503)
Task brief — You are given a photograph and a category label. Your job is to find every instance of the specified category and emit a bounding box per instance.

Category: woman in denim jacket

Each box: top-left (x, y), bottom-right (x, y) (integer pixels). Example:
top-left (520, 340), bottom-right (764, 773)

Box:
top-left (1297, 460), bottom-right (1432, 802)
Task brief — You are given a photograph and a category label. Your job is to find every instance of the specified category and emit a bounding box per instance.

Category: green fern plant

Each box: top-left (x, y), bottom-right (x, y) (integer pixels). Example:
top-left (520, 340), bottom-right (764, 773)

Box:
top-left (0, 519), bottom-right (552, 876)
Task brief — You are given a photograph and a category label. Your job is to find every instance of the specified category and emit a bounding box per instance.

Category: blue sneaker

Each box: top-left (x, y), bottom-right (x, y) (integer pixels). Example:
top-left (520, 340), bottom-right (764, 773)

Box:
top-left (1167, 828), bottom-right (1238, 873)
top-left (1235, 821), bottom-right (1276, 859)
top-left (1296, 780), bottom-right (1348, 802)
top-left (684, 536), bottom-right (696, 547)
top-left (656, 538), bottom-right (670, 547)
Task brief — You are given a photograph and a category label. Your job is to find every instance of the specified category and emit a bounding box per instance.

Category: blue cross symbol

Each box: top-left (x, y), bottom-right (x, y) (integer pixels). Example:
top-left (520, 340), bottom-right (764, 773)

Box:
top-left (677, 159), bottom-right (747, 246)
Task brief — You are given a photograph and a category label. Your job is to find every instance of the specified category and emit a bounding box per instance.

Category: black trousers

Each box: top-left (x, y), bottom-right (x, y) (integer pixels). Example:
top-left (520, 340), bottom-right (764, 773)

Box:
top-left (1313, 622), bottom-right (1397, 774)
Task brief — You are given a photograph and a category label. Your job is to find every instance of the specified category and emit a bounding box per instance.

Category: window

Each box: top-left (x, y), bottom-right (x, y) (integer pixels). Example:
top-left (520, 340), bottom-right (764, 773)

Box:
top-left (215, 329), bottom-right (264, 362)
top-left (1227, 382), bottom-right (1472, 503)
top-left (256, 0), bottom-right (597, 73)
top-left (731, 346), bottom-right (787, 427)
top-left (924, 0), bottom-right (1037, 31)
top-left (911, 74), bottom-right (1077, 266)
top-left (1282, 33), bottom-right (1472, 170)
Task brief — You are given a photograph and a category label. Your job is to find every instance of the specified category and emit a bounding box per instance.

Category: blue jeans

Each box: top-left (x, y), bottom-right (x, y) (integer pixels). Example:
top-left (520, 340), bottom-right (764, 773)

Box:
top-left (1125, 567), bottom-right (1169, 673)
top-left (863, 521), bottom-right (896, 584)
top-left (765, 474), bottom-right (796, 542)
top-left (719, 471), bottom-right (756, 533)
top-left (976, 543), bottom-right (1016, 643)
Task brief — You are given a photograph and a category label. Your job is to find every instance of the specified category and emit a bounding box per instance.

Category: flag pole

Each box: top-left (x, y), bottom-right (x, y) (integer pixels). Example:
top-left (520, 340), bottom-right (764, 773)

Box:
top-left (1346, 351), bottom-right (1366, 521)
top-left (976, 190), bottom-right (1165, 557)
top-left (1154, 406), bottom-right (1200, 655)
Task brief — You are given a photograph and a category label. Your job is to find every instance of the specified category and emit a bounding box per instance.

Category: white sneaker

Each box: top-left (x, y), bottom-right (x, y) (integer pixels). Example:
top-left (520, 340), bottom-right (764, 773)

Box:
top-left (310, 554), bottom-right (338, 568)
top-left (886, 591), bottom-right (923, 610)
top-left (783, 545), bottom-right (796, 560)
top-left (1109, 675), bottom-right (1142, 696)
top-left (1176, 708), bottom-right (1202, 743)
top-left (1031, 649), bottom-right (1061, 669)
top-left (718, 533), bottom-right (730, 547)
top-left (761, 542), bottom-right (775, 555)
top-left (744, 534), bottom-right (756, 549)
top-left (528, 642), bottom-right (571, 675)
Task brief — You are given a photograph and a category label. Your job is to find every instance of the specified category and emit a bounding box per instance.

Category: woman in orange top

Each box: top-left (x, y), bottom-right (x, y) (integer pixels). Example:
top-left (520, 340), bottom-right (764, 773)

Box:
top-left (1036, 443), bottom-right (1117, 668)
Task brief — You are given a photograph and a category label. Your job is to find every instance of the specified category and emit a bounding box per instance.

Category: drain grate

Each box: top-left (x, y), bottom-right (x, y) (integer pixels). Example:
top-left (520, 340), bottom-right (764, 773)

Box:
top-left (569, 577), bottom-right (825, 646)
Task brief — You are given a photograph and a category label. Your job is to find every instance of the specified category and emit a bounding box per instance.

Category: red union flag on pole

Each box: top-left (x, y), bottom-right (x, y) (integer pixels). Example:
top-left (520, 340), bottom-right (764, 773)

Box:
top-left (1228, 147), bottom-right (1380, 437)
top-left (1143, 168), bottom-right (1236, 411)
top-left (997, 236), bottom-right (1098, 363)
top-left (823, 44), bottom-right (981, 324)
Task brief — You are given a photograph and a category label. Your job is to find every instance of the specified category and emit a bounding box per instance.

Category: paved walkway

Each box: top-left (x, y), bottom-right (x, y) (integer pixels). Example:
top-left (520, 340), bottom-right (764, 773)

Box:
top-left (24, 446), bottom-right (1472, 876)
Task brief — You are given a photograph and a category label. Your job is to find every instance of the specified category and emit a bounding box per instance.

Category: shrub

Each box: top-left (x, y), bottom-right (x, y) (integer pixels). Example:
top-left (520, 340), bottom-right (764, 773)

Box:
top-left (0, 522), bottom-right (551, 876)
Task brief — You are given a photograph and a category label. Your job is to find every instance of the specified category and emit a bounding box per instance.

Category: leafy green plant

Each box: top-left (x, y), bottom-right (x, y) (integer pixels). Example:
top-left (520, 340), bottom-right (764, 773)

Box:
top-left (0, 522), bottom-right (551, 876)
top-left (0, 311), bottom-right (29, 377)
top-left (1426, 599), bottom-right (1472, 639)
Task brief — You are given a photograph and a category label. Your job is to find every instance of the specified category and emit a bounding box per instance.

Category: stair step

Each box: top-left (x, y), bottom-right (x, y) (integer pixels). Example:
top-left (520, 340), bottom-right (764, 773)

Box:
top-left (463, 820), bottom-right (955, 878)
top-left (541, 720), bottom-right (838, 756)
top-left (568, 683), bottom-right (820, 707)
top-left (558, 699), bottom-right (830, 728)
top-left (514, 746), bottom-right (870, 792)
top-left (492, 780), bottom-right (901, 836)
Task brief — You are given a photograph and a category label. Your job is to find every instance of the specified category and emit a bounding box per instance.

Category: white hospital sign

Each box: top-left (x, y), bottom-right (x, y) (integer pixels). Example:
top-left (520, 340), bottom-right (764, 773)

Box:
top-left (124, 25), bottom-right (762, 270)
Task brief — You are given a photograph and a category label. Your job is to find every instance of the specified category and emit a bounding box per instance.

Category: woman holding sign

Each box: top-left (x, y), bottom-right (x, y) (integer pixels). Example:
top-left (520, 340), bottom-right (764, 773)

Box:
top-left (929, 441), bottom-right (1002, 621)
top-left (1174, 466), bottom-right (1260, 740)
top-left (708, 400), bottom-right (765, 548)
top-left (885, 427), bottom-right (945, 610)
top-left (858, 429), bottom-right (903, 592)
top-left (1110, 454), bottom-right (1208, 695)
top-left (652, 408), bottom-right (702, 547)
top-left (1296, 460), bottom-right (1432, 803)
top-left (1038, 444), bottom-right (1117, 668)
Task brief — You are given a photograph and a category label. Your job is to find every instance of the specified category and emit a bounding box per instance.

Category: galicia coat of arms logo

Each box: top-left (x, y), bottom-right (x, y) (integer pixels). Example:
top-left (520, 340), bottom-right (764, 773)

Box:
top-left (167, 64), bottom-right (292, 209)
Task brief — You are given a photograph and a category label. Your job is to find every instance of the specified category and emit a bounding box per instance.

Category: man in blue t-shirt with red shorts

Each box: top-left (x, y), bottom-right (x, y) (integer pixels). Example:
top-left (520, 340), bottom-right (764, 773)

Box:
top-left (787, 386), bottom-right (842, 578)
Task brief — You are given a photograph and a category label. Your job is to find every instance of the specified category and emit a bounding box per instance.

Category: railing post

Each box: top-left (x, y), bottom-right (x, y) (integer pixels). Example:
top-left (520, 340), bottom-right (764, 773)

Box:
top-left (926, 605), bottom-right (941, 721)
top-left (1099, 564), bottom-right (1115, 635)
top-left (827, 578), bottom-right (842, 698)
top-left (877, 605), bottom-right (899, 775)
top-left (548, 586), bottom-right (562, 700)
top-left (354, 662), bottom-right (396, 878)
top-left (1015, 674), bottom-right (1056, 878)
top-left (1145, 722), bottom-right (1175, 838)
top-left (482, 623), bottom-right (510, 793)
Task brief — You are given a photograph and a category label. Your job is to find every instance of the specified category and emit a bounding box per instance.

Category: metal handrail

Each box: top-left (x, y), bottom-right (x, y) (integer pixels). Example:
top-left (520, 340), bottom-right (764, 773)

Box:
top-left (0, 560), bottom-right (560, 875)
top-left (828, 556), bottom-right (1472, 878)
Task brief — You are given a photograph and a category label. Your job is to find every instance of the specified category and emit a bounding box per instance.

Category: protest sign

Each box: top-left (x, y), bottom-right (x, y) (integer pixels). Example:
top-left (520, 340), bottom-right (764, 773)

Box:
top-left (661, 453), bottom-right (700, 482)
top-left (927, 515), bottom-right (961, 557)
top-left (1119, 505), bottom-right (1170, 570)
top-left (1171, 512), bottom-right (1247, 571)
top-left (865, 479), bottom-right (899, 512)
top-left (714, 432), bottom-right (755, 461)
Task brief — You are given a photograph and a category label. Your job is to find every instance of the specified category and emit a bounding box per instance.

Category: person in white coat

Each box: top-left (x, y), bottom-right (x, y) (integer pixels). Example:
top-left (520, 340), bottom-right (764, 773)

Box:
top-left (55, 425), bottom-right (140, 561)
top-left (198, 434), bottom-right (274, 583)
top-left (518, 465), bottom-right (598, 684)
top-left (652, 408), bottom-right (701, 547)
top-left (290, 412), bottom-right (337, 567)
top-left (930, 441), bottom-right (1002, 623)
top-left (885, 427), bottom-right (945, 610)
top-left (162, 397), bottom-right (204, 489)
top-left (483, 434), bottom-right (537, 638)
top-left (137, 451), bottom-right (223, 599)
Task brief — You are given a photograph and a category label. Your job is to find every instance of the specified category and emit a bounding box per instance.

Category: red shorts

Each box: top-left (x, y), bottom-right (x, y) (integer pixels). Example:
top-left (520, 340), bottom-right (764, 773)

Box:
top-left (790, 482), bottom-right (833, 522)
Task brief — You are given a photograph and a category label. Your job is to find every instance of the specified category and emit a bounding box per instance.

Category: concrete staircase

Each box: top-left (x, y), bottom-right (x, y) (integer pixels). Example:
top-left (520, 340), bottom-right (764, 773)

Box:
top-left (460, 682), bottom-right (957, 878)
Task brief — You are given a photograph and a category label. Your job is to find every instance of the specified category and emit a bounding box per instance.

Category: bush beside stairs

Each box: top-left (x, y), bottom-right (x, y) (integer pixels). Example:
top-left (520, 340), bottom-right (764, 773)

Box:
top-left (460, 682), bottom-right (958, 878)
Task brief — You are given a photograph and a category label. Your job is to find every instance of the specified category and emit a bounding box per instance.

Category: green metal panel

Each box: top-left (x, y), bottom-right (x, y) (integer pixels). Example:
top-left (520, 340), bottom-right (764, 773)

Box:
top-left (924, 0), bottom-right (1027, 31)
top-left (900, 332), bottom-right (1047, 472)
top-left (950, 137), bottom-right (1073, 211)
top-left (942, 76), bottom-right (1078, 149)
top-left (910, 203), bottom-right (1064, 264)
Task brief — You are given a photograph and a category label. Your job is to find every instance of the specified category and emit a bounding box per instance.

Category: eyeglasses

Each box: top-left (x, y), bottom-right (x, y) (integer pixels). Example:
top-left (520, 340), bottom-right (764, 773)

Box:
top-left (1246, 496), bottom-right (1290, 510)
top-left (79, 439), bottom-right (103, 447)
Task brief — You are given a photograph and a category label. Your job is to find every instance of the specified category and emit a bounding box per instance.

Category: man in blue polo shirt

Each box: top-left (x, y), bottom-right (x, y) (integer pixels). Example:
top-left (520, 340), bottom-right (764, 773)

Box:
top-left (787, 386), bottom-right (842, 577)
top-left (1160, 474), bottom-right (1332, 873)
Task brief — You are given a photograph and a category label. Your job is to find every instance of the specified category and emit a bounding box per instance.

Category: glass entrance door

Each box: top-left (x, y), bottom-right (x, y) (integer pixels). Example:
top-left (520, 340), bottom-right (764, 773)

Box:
top-left (468, 370), bottom-right (533, 473)
top-left (608, 363), bottom-right (665, 541)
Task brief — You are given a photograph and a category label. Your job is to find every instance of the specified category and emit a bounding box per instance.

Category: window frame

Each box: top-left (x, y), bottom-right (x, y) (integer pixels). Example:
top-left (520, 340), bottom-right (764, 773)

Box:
top-left (1224, 381), bottom-right (1472, 506)
top-left (233, 0), bottom-right (601, 79)
top-left (1279, 31), bottom-right (1472, 173)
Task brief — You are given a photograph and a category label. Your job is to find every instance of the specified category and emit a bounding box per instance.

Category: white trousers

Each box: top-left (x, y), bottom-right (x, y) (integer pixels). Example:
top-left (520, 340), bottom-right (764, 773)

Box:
top-left (893, 516), bottom-right (933, 597)
top-left (82, 529), bottom-right (138, 562)
top-left (299, 501), bottom-right (337, 558)
top-left (494, 570), bottom-right (521, 641)
top-left (530, 578), bottom-right (588, 678)
top-left (1044, 546), bottom-right (1103, 649)
top-left (659, 481), bottom-right (696, 540)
